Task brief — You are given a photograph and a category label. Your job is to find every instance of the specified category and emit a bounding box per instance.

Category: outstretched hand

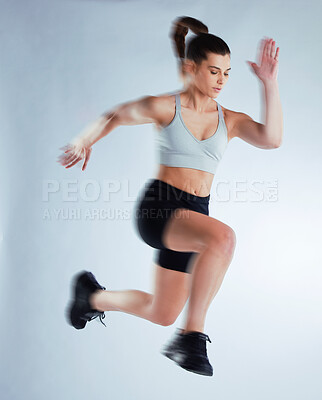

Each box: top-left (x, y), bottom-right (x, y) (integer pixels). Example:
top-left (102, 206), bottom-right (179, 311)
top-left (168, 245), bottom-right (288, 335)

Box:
top-left (246, 37), bottom-right (279, 84)
top-left (57, 143), bottom-right (92, 171)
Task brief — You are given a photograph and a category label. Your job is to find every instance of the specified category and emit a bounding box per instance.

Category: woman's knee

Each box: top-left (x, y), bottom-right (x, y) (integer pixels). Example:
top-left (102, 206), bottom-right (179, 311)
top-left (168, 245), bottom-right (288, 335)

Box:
top-left (150, 302), bottom-right (183, 327)
top-left (206, 224), bottom-right (236, 254)
top-left (152, 312), bottom-right (178, 327)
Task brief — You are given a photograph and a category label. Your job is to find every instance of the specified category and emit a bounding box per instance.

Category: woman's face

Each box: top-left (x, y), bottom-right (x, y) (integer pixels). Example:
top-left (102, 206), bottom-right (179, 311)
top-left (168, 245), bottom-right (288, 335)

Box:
top-left (186, 52), bottom-right (231, 98)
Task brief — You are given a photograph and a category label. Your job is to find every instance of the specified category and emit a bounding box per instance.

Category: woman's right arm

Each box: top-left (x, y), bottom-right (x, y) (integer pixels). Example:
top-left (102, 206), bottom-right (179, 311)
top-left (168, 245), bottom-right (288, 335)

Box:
top-left (58, 95), bottom-right (159, 170)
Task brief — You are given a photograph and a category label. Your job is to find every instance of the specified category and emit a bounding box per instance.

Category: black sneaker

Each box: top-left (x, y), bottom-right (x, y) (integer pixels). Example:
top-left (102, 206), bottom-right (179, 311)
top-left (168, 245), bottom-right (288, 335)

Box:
top-left (161, 328), bottom-right (213, 376)
top-left (161, 328), bottom-right (184, 358)
top-left (66, 270), bottom-right (107, 330)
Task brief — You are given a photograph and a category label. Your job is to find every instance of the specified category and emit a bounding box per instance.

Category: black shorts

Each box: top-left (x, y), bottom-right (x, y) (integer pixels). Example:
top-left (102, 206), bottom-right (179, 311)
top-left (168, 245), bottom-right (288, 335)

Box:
top-left (133, 179), bottom-right (210, 273)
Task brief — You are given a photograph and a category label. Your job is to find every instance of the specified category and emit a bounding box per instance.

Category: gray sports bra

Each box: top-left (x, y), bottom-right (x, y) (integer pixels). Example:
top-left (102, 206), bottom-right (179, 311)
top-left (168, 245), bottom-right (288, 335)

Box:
top-left (156, 92), bottom-right (228, 175)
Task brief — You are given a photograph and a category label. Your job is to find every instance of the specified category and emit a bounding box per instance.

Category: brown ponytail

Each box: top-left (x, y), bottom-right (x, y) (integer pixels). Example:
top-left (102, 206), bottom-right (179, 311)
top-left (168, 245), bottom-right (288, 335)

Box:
top-left (170, 16), bottom-right (230, 78)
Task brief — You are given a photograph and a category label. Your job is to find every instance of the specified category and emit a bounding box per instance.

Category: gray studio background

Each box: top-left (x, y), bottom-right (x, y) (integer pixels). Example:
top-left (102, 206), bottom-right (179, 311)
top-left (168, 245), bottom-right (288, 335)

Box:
top-left (1, 0), bottom-right (321, 399)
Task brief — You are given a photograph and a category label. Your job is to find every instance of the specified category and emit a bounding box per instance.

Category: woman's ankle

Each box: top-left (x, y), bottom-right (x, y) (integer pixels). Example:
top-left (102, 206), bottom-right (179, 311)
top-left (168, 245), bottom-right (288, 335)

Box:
top-left (89, 289), bottom-right (105, 311)
top-left (181, 328), bottom-right (204, 335)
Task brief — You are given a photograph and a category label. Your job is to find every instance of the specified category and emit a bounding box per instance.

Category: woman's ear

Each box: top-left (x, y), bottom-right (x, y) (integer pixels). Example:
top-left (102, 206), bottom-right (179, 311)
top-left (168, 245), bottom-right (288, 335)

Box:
top-left (183, 59), bottom-right (195, 76)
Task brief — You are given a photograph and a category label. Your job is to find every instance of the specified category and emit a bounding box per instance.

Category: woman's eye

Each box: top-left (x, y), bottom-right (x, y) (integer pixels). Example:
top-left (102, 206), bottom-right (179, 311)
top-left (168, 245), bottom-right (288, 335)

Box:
top-left (211, 72), bottom-right (229, 76)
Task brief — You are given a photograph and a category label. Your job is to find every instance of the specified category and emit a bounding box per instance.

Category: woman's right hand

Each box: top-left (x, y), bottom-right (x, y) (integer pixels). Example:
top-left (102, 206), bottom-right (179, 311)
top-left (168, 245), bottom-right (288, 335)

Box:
top-left (57, 141), bottom-right (92, 171)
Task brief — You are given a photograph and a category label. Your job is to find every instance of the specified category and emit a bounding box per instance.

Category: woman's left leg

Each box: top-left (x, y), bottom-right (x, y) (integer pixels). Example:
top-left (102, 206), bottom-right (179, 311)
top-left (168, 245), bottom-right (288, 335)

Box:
top-left (89, 263), bottom-right (190, 326)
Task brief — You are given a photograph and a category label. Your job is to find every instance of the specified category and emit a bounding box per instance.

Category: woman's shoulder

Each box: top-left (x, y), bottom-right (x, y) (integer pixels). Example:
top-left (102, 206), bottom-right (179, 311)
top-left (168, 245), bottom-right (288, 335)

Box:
top-left (153, 91), bottom-right (178, 105)
top-left (219, 104), bottom-right (235, 120)
top-left (151, 91), bottom-right (179, 129)
top-left (218, 104), bottom-right (235, 138)
top-left (220, 105), bottom-right (253, 142)
top-left (220, 104), bottom-right (251, 123)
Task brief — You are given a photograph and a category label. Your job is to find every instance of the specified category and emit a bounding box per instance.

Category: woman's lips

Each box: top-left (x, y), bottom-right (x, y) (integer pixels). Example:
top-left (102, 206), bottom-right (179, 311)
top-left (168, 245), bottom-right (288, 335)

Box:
top-left (213, 88), bottom-right (221, 92)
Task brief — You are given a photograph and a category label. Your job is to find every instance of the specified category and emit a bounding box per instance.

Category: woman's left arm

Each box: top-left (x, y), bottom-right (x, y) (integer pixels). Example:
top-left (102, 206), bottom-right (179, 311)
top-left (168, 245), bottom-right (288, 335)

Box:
top-left (231, 37), bottom-right (283, 149)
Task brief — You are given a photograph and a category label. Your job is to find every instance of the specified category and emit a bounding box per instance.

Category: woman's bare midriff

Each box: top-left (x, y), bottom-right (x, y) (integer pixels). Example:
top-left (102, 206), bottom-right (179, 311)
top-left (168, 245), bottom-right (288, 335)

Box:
top-left (155, 164), bottom-right (214, 197)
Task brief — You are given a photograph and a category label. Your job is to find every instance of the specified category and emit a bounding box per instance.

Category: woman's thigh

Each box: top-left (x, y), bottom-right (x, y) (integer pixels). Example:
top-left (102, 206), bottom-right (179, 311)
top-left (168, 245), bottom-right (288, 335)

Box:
top-left (150, 262), bottom-right (191, 326)
top-left (162, 208), bottom-right (236, 254)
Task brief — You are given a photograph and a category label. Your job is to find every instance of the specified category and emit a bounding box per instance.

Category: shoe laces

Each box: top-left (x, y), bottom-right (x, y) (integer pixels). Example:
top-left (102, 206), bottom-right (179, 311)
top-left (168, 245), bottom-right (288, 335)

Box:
top-left (87, 285), bottom-right (107, 327)
top-left (179, 330), bottom-right (212, 344)
top-left (204, 334), bottom-right (211, 343)
top-left (88, 311), bottom-right (107, 327)
top-left (195, 334), bottom-right (211, 357)
top-left (181, 331), bottom-right (212, 356)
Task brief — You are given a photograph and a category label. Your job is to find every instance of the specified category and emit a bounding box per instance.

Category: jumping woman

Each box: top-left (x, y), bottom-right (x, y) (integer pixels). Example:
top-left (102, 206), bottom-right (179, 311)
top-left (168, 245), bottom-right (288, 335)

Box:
top-left (58, 16), bottom-right (283, 377)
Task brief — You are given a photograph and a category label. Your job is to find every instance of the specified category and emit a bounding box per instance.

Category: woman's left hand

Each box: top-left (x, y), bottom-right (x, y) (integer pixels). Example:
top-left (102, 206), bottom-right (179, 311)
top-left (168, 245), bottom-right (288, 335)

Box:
top-left (246, 37), bottom-right (279, 84)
